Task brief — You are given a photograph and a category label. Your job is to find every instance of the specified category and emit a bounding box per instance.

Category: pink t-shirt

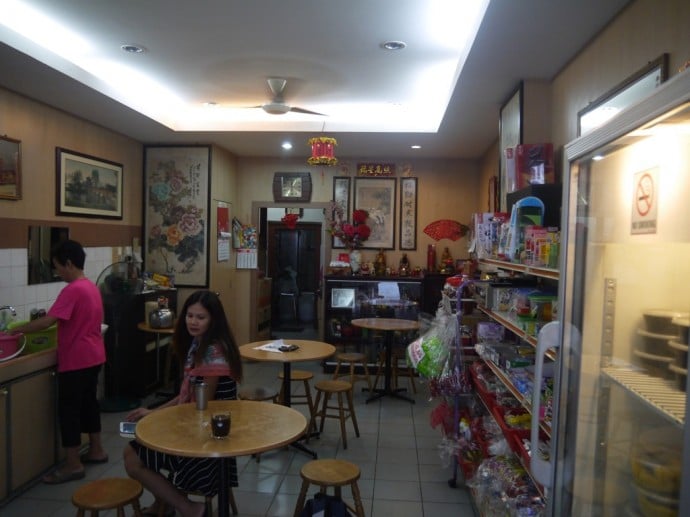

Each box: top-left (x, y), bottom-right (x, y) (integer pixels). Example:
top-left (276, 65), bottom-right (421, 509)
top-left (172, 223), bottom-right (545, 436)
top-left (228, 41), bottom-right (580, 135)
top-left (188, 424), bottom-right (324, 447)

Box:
top-left (48, 277), bottom-right (106, 372)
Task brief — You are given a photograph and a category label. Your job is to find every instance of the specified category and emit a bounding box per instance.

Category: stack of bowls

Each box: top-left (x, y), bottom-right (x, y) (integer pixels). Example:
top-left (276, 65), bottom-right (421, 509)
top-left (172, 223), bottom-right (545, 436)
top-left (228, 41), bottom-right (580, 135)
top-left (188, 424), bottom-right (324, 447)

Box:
top-left (630, 427), bottom-right (681, 517)
top-left (634, 310), bottom-right (685, 379)
top-left (669, 316), bottom-right (689, 391)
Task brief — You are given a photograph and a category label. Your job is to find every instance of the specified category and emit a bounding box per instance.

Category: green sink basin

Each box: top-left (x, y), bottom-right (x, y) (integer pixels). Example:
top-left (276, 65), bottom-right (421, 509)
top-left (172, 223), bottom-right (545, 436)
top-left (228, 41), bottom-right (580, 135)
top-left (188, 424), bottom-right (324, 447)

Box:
top-left (7, 320), bottom-right (57, 354)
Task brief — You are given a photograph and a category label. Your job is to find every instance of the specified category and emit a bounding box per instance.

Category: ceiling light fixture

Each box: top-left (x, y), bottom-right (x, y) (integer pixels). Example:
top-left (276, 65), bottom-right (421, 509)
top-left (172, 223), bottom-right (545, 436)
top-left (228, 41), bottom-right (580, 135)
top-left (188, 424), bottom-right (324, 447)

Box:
top-left (382, 40), bottom-right (406, 51)
top-left (281, 141), bottom-right (293, 150)
top-left (411, 145), bottom-right (421, 149)
top-left (120, 44), bottom-right (145, 54)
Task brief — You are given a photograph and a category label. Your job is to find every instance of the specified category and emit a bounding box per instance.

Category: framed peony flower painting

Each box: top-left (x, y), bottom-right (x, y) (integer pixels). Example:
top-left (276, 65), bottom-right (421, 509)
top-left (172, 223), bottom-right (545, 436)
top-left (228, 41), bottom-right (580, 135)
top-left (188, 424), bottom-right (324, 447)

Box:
top-left (143, 145), bottom-right (211, 287)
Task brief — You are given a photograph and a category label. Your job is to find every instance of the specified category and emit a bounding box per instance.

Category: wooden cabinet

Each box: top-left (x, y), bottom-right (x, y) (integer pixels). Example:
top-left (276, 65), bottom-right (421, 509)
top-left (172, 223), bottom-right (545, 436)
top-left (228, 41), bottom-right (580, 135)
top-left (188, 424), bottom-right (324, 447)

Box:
top-left (102, 289), bottom-right (177, 398)
top-left (9, 368), bottom-right (57, 490)
top-left (256, 277), bottom-right (272, 339)
top-left (0, 364), bottom-right (58, 503)
top-left (323, 275), bottom-right (422, 345)
top-left (421, 272), bottom-right (450, 315)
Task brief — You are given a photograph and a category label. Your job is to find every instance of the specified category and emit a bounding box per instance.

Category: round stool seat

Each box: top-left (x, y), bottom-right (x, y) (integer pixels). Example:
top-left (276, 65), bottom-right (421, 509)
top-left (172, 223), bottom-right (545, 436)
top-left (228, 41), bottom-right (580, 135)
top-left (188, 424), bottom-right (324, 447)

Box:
top-left (301, 459), bottom-right (361, 486)
top-left (335, 352), bottom-right (366, 362)
top-left (294, 459), bottom-right (365, 516)
top-left (315, 379), bottom-right (352, 393)
top-left (72, 478), bottom-right (143, 513)
top-left (238, 385), bottom-right (279, 402)
top-left (278, 369), bottom-right (314, 381)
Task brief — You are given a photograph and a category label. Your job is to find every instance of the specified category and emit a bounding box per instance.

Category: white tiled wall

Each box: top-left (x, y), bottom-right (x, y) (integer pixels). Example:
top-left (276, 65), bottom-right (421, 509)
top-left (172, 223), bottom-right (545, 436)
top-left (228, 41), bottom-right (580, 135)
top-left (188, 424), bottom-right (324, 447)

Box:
top-left (0, 246), bottom-right (115, 323)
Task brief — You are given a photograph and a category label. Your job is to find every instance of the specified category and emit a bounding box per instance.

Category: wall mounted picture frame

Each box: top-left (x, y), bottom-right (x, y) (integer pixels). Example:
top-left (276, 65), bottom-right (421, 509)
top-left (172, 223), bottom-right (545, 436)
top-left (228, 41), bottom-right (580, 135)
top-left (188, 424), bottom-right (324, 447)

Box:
top-left (0, 135), bottom-right (21, 200)
top-left (399, 177), bottom-right (418, 250)
top-left (56, 147), bottom-right (123, 219)
top-left (272, 171), bottom-right (312, 202)
top-left (499, 82), bottom-right (523, 211)
top-left (577, 53), bottom-right (669, 136)
top-left (332, 176), bottom-right (351, 249)
top-left (144, 145), bottom-right (211, 287)
top-left (354, 177), bottom-right (396, 250)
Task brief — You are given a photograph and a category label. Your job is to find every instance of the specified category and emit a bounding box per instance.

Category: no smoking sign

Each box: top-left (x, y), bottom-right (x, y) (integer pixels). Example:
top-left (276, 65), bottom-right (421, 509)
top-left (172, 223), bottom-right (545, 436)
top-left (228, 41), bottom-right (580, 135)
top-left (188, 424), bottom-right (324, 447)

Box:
top-left (631, 167), bottom-right (658, 234)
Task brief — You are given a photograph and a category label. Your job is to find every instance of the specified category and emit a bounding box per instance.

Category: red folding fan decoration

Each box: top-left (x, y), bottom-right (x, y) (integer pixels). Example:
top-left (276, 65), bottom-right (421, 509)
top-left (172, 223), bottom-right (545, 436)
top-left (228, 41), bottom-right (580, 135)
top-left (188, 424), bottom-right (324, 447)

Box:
top-left (423, 219), bottom-right (469, 241)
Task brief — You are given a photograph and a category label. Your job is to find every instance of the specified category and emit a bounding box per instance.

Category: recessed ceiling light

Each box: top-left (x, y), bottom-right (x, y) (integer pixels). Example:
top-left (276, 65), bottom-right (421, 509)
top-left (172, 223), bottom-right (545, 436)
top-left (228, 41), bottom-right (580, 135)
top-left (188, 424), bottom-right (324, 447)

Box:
top-left (411, 145), bottom-right (421, 149)
top-left (381, 40), bottom-right (406, 51)
top-left (281, 141), bottom-right (293, 150)
top-left (120, 44), bottom-right (145, 54)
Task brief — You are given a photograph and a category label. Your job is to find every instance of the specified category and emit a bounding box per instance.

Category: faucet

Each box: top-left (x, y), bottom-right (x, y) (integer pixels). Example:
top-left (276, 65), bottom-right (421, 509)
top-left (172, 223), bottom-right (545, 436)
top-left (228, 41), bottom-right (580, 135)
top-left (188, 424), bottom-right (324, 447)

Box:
top-left (0, 306), bottom-right (17, 331)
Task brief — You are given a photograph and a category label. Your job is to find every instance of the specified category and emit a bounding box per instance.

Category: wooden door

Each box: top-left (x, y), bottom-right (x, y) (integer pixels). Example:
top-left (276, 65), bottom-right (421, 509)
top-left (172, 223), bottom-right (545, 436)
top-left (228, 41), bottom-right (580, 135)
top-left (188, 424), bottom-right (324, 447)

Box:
top-left (267, 222), bottom-right (321, 328)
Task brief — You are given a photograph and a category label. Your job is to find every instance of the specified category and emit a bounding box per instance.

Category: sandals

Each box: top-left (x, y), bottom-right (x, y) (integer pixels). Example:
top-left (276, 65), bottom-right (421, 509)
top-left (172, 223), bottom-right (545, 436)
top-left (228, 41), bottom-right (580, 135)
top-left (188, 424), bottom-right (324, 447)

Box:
top-left (80, 453), bottom-right (109, 464)
top-left (42, 469), bottom-right (85, 485)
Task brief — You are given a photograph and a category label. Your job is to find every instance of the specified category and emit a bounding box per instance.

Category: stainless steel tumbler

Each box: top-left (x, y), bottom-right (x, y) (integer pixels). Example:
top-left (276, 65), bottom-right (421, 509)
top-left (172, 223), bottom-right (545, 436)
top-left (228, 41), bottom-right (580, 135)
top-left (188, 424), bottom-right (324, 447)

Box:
top-left (195, 382), bottom-right (208, 410)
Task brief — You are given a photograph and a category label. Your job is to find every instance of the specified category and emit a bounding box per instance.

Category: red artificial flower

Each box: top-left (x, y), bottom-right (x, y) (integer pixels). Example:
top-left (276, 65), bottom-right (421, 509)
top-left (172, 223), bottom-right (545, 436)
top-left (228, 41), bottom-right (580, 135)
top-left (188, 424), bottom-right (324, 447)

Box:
top-left (326, 201), bottom-right (371, 250)
top-left (355, 224), bottom-right (371, 240)
top-left (352, 209), bottom-right (368, 224)
top-left (281, 213), bottom-right (300, 229)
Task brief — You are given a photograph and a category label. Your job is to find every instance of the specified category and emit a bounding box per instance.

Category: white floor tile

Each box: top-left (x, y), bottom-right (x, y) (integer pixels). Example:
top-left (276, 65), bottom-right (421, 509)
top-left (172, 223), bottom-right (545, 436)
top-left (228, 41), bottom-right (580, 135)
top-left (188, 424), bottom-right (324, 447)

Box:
top-left (0, 350), bottom-right (478, 516)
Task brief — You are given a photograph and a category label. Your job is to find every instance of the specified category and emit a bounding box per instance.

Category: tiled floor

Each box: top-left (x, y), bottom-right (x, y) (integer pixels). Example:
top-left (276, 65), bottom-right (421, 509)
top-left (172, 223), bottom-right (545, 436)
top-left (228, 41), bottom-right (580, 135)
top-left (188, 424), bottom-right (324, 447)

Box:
top-left (0, 333), bottom-right (478, 517)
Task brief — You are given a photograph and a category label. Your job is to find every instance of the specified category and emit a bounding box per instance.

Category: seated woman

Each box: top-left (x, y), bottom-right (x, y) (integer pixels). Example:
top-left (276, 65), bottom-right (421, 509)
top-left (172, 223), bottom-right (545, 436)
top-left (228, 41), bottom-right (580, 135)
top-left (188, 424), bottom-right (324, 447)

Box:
top-left (123, 290), bottom-right (243, 517)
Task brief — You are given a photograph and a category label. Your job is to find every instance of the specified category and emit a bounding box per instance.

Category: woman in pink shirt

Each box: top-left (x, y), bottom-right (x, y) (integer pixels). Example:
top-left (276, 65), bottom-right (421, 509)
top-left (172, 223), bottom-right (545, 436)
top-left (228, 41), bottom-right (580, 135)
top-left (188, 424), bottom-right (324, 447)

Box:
top-left (9, 240), bottom-right (107, 484)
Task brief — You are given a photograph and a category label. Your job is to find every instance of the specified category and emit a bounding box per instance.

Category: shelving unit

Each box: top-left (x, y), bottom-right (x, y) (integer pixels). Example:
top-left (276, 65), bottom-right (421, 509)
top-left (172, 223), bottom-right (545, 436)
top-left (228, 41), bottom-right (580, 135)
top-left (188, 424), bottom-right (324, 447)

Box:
top-left (465, 258), bottom-right (558, 507)
top-left (603, 366), bottom-right (686, 426)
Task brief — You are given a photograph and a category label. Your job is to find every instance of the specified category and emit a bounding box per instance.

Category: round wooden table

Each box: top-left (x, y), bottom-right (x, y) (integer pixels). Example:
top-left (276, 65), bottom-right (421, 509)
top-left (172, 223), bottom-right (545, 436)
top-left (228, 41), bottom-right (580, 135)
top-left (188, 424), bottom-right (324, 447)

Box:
top-left (136, 399), bottom-right (307, 517)
top-left (240, 340), bottom-right (335, 458)
top-left (137, 322), bottom-right (175, 390)
top-left (240, 340), bottom-right (335, 407)
top-left (350, 318), bottom-right (420, 403)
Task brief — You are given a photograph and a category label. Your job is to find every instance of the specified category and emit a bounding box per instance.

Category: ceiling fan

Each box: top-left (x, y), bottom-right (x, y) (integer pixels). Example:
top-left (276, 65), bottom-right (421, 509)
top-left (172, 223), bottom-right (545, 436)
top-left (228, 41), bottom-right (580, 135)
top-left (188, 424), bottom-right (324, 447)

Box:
top-left (252, 78), bottom-right (325, 116)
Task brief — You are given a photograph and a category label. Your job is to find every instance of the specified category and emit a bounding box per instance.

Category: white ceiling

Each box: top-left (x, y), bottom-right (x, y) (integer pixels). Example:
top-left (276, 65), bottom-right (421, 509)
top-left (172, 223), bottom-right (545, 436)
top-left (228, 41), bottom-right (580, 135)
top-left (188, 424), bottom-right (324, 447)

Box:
top-left (0, 0), bottom-right (630, 160)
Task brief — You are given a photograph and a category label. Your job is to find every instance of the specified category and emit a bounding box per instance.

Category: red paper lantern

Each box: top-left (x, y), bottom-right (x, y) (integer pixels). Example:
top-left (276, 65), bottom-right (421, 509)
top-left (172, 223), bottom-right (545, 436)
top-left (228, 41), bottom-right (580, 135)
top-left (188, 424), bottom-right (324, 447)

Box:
top-left (307, 136), bottom-right (338, 166)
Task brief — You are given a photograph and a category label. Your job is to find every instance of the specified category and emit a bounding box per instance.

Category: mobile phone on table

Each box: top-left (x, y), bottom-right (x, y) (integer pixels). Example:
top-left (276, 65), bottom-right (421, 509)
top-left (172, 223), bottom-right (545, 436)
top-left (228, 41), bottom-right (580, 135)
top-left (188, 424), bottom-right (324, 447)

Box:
top-left (119, 421), bottom-right (136, 438)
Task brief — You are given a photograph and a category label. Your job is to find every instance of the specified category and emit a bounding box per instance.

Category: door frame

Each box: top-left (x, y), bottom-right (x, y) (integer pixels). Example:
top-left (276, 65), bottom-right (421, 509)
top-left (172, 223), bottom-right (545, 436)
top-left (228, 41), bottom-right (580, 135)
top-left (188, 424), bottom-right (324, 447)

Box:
top-left (249, 201), bottom-right (332, 341)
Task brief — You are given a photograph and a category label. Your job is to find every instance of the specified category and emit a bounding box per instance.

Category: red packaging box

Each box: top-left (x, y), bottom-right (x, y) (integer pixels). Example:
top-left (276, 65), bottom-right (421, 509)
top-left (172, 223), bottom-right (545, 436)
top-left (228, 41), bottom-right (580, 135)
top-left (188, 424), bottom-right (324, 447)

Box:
top-left (515, 143), bottom-right (555, 189)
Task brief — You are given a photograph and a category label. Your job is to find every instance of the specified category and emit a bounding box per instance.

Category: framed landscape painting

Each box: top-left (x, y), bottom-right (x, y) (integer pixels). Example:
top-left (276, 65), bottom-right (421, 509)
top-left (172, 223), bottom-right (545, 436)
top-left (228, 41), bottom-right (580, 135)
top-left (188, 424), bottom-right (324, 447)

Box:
top-left (56, 148), bottom-right (123, 219)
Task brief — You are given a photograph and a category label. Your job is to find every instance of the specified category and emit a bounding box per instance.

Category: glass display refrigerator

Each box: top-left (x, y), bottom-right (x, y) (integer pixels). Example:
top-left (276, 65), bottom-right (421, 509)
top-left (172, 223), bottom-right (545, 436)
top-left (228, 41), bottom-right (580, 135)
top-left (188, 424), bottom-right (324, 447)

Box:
top-left (537, 71), bottom-right (690, 516)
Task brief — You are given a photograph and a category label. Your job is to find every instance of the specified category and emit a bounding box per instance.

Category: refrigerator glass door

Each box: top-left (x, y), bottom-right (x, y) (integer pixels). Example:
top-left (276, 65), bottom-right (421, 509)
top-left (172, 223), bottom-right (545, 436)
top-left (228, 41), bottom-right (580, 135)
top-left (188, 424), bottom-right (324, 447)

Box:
top-left (555, 76), bottom-right (690, 516)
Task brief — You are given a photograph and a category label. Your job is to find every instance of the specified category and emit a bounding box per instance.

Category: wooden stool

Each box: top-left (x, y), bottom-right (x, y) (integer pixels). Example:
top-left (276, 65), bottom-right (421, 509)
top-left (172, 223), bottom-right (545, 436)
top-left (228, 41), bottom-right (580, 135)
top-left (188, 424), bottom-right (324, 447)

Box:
top-left (332, 352), bottom-right (373, 392)
top-left (238, 385), bottom-right (280, 403)
top-left (72, 477), bottom-right (143, 517)
top-left (392, 350), bottom-right (417, 393)
top-left (278, 369), bottom-right (315, 414)
top-left (309, 380), bottom-right (360, 449)
top-left (238, 385), bottom-right (280, 463)
top-left (293, 459), bottom-right (365, 517)
top-left (156, 484), bottom-right (238, 516)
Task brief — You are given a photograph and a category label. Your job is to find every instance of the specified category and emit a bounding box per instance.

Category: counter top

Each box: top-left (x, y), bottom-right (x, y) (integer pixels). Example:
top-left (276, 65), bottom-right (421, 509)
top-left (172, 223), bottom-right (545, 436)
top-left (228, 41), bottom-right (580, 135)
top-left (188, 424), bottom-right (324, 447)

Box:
top-left (0, 348), bottom-right (57, 384)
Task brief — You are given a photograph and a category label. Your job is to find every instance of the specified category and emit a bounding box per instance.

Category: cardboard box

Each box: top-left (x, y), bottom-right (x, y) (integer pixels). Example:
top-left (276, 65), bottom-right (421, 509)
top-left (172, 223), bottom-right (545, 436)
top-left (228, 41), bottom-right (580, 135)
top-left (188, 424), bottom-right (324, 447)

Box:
top-left (505, 147), bottom-right (518, 193)
top-left (515, 143), bottom-right (555, 189)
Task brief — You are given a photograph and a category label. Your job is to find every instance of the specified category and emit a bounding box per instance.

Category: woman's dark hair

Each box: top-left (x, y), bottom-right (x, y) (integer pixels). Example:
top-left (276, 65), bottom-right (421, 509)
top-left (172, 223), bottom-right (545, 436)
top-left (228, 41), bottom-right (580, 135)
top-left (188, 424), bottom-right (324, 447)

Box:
top-left (51, 239), bottom-right (86, 269)
top-left (173, 290), bottom-right (243, 382)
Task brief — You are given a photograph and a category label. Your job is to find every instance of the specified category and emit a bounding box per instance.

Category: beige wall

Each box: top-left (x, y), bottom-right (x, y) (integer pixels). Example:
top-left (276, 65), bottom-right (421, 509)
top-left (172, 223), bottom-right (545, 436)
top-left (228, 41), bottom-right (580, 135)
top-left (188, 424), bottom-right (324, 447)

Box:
top-left (550, 0), bottom-right (690, 156)
top-left (0, 89), bottom-right (142, 229)
top-left (238, 156), bottom-right (480, 271)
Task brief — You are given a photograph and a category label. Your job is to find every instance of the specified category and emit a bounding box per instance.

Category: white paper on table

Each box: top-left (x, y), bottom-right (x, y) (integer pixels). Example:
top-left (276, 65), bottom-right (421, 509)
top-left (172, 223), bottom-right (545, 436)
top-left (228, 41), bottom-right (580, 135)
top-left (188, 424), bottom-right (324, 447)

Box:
top-left (254, 339), bottom-right (285, 353)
